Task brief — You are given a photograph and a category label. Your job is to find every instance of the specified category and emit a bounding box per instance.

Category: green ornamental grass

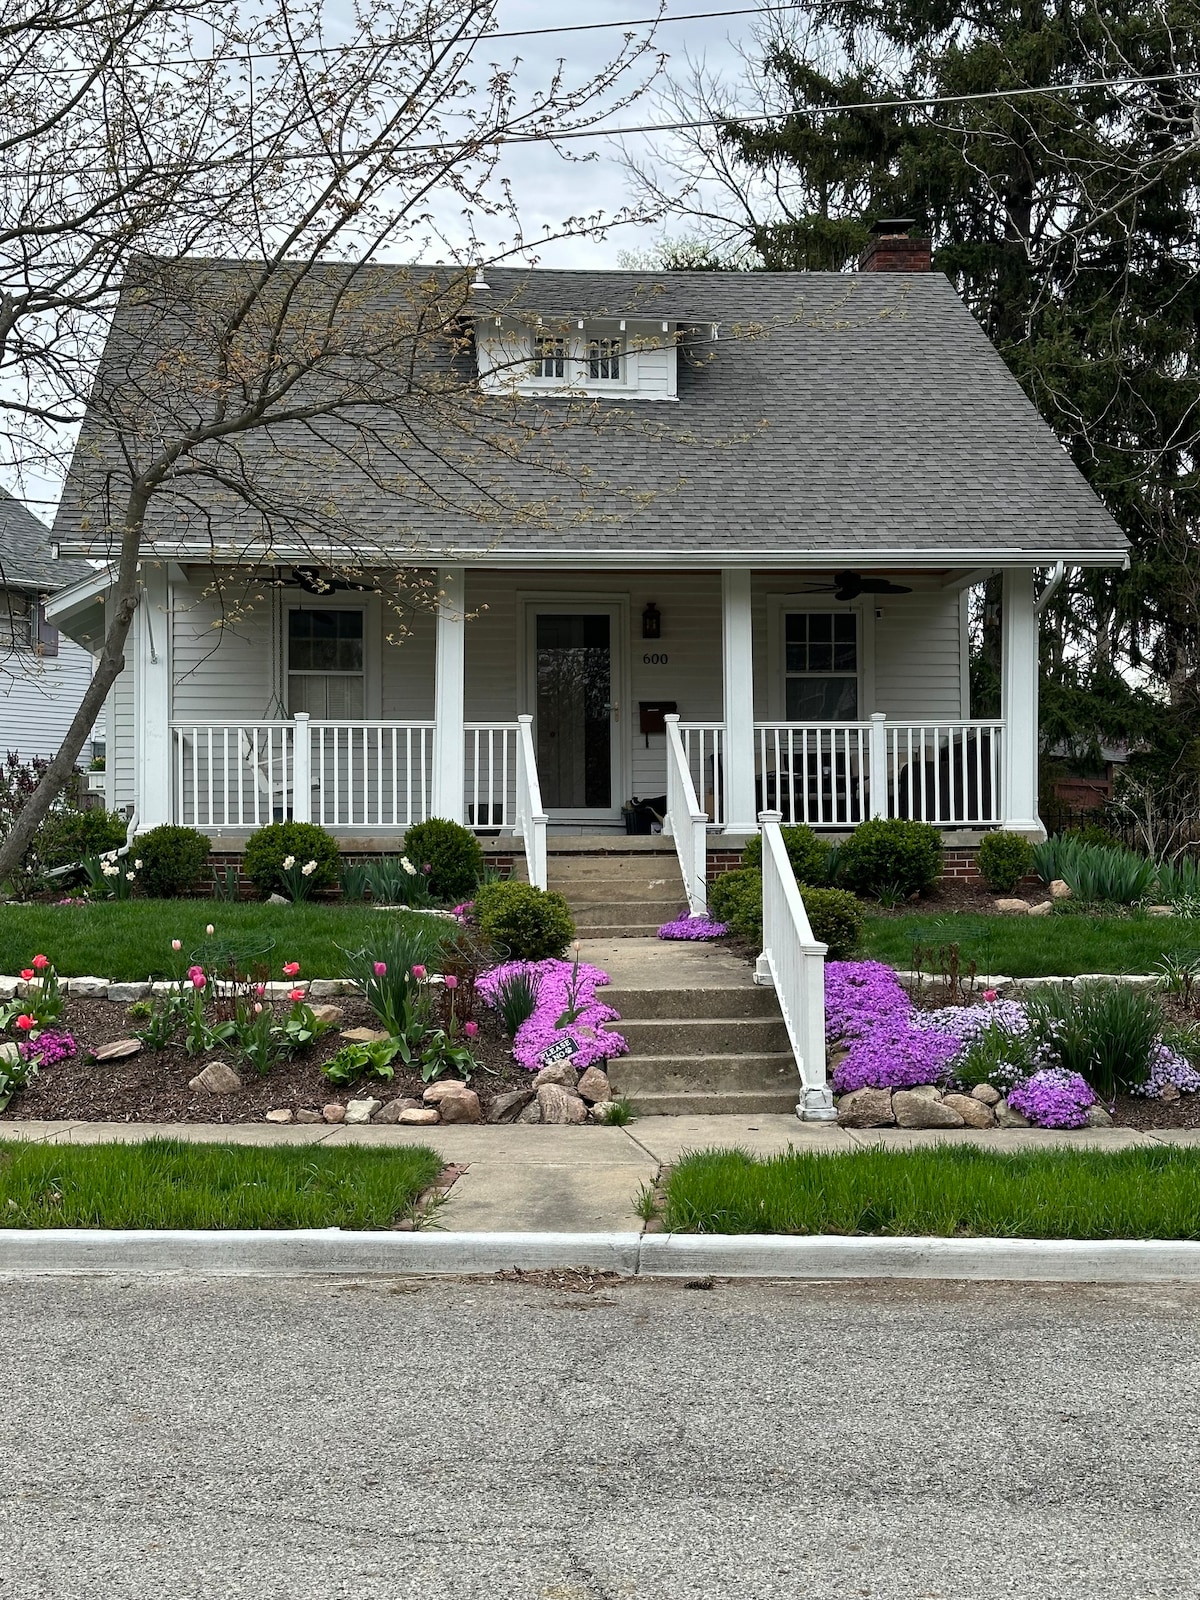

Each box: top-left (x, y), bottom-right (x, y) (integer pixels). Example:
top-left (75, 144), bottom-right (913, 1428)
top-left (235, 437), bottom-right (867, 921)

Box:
top-left (0, 1139), bottom-right (443, 1229)
top-left (661, 1144), bottom-right (1200, 1240)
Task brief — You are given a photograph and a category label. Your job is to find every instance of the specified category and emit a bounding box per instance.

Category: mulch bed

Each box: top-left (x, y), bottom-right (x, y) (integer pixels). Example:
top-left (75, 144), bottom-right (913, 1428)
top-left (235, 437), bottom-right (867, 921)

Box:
top-left (868, 879), bottom-right (1042, 916)
top-left (3, 997), bottom-right (534, 1124)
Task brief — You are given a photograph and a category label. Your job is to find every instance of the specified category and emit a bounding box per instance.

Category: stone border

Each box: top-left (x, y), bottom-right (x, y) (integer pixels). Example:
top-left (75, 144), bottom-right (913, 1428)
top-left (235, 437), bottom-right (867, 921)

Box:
top-left (3, 1228), bottom-right (1200, 1283)
top-left (0, 975), bottom-right (358, 1002)
top-left (893, 970), bottom-right (1161, 991)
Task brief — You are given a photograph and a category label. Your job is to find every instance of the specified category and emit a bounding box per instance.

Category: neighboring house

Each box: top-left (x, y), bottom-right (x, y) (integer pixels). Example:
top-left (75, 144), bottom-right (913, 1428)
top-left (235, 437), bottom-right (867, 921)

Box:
top-left (46, 226), bottom-right (1128, 872)
top-left (0, 491), bottom-right (95, 764)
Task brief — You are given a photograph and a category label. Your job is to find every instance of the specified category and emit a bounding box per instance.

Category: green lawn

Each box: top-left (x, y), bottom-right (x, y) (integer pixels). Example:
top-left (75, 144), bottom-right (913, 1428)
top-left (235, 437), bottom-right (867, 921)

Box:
top-left (0, 1138), bottom-right (444, 1228)
top-left (862, 910), bottom-right (1191, 977)
top-left (661, 1145), bottom-right (1200, 1239)
top-left (0, 900), bottom-right (397, 979)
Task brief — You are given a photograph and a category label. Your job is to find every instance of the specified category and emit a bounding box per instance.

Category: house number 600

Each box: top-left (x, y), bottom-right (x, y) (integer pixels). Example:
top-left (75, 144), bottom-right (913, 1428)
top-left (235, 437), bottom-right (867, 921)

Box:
top-left (643, 652), bottom-right (668, 665)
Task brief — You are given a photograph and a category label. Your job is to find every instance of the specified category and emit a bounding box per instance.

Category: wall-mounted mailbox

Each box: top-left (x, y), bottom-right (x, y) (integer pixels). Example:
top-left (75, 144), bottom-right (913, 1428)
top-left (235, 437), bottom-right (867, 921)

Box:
top-left (639, 700), bottom-right (677, 737)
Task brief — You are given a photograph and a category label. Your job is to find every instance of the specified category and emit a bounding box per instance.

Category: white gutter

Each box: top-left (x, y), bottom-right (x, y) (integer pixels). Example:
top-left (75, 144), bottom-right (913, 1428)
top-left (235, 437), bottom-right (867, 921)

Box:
top-left (1034, 561), bottom-right (1067, 616)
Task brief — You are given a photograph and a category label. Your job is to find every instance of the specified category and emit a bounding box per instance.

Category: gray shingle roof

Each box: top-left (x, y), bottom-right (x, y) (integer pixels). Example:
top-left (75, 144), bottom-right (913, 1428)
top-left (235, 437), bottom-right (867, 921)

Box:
top-left (51, 264), bottom-right (1127, 567)
top-left (0, 488), bottom-right (90, 591)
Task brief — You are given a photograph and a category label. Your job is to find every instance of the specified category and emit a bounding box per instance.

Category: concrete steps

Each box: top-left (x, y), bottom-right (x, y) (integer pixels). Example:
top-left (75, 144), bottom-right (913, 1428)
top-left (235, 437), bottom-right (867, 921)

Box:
top-left (550, 849), bottom-right (686, 941)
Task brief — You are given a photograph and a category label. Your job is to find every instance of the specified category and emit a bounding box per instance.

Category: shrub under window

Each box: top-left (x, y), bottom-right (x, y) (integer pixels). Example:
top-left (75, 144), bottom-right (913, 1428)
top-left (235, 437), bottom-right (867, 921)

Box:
top-left (243, 822), bottom-right (339, 898)
top-left (402, 818), bottom-right (484, 902)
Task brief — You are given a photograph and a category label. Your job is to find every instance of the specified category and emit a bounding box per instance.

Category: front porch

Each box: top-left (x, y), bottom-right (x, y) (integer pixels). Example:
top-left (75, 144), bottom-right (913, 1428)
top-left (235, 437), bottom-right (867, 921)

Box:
top-left (97, 560), bottom-right (1042, 873)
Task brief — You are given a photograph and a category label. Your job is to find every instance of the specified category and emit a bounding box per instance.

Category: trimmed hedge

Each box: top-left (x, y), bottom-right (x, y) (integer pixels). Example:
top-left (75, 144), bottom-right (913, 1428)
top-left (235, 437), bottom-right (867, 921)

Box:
top-left (402, 818), bottom-right (484, 902)
top-left (242, 822), bottom-right (340, 897)
top-left (135, 825), bottom-right (212, 898)
top-left (474, 881), bottom-right (576, 960)
top-left (740, 824), bottom-right (829, 885)
top-left (977, 830), bottom-right (1036, 895)
top-left (835, 817), bottom-right (942, 900)
top-left (708, 869), bottom-right (863, 959)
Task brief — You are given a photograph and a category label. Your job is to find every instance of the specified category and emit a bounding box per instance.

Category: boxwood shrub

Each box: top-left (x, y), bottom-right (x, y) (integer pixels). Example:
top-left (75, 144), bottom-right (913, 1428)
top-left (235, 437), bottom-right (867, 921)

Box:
top-left (739, 824), bottom-right (830, 885)
top-left (402, 818), bottom-right (484, 902)
top-left (136, 824), bottom-right (212, 898)
top-left (474, 881), bottom-right (575, 960)
top-left (976, 830), bottom-right (1036, 895)
top-left (835, 817), bottom-right (943, 900)
top-left (708, 869), bottom-right (863, 958)
top-left (243, 821), bottom-right (340, 897)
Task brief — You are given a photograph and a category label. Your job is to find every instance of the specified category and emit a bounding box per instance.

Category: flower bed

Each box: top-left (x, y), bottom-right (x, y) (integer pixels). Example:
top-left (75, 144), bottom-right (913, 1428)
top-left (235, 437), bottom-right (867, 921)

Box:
top-left (478, 958), bottom-right (627, 1073)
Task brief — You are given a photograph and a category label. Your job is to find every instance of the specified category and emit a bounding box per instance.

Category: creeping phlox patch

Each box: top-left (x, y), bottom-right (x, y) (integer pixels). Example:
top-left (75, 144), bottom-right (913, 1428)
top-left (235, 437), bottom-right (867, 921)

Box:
top-left (479, 958), bottom-right (627, 1073)
top-left (657, 914), bottom-right (730, 941)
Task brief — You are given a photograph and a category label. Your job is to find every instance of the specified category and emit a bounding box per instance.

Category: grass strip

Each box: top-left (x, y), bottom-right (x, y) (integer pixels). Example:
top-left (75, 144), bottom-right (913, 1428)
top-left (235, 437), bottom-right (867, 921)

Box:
top-left (861, 911), bottom-right (1189, 978)
top-left (662, 1144), bottom-right (1200, 1240)
top-left (0, 901), bottom-right (398, 980)
top-left (0, 1139), bottom-right (444, 1229)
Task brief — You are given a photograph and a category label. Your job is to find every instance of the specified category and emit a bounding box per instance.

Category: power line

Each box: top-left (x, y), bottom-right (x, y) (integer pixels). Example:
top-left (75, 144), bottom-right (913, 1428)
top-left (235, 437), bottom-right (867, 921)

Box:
top-left (1, 4), bottom-right (804, 78)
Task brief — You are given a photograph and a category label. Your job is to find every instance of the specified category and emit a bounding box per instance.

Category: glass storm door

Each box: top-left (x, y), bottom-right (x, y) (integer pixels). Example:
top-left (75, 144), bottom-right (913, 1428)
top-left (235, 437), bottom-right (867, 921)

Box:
top-left (532, 609), bottom-right (620, 819)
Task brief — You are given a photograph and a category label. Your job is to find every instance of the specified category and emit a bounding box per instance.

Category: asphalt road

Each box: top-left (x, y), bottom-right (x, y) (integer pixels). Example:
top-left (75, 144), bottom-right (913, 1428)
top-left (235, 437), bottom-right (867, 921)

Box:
top-left (4, 1272), bottom-right (1199, 1599)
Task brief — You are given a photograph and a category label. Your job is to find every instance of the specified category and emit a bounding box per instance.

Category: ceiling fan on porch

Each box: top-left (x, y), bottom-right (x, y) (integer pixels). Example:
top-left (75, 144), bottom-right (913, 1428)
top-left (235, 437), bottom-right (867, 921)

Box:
top-left (801, 570), bottom-right (913, 602)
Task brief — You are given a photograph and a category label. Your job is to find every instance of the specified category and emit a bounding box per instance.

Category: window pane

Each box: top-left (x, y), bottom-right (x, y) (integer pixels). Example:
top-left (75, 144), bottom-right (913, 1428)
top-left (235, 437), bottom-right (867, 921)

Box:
top-left (807, 641), bottom-right (833, 672)
top-left (833, 641), bottom-right (857, 671)
top-left (807, 614), bottom-right (833, 643)
top-left (834, 614), bottom-right (857, 641)
top-left (786, 677), bottom-right (859, 719)
top-left (536, 613), bottom-right (612, 808)
top-left (785, 614), bottom-right (807, 643)
top-left (785, 642), bottom-right (807, 674)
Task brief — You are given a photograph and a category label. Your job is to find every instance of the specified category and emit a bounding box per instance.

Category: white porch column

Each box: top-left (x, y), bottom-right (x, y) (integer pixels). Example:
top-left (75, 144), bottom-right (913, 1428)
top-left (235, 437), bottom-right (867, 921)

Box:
top-left (134, 562), bottom-right (172, 829)
top-left (1000, 567), bottom-right (1042, 834)
top-left (721, 568), bottom-right (757, 832)
top-left (431, 565), bottom-right (466, 823)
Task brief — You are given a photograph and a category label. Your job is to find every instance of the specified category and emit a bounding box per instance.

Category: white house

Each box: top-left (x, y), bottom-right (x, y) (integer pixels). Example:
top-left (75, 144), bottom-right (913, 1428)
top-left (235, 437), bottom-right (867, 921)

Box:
top-left (45, 232), bottom-right (1128, 886)
top-left (0, 491), bottom-right (95, 765)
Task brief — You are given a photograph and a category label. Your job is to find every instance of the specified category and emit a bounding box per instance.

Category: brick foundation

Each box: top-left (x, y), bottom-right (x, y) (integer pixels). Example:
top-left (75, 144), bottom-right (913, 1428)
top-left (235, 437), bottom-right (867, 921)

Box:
top-left (197, 848), bottom-right (516, 900)
top-left (705, 843), bottom-right (986, 886)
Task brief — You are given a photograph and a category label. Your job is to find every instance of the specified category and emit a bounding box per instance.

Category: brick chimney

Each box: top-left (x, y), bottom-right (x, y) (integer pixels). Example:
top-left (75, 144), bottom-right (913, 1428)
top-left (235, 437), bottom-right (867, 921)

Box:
top-left (858, 218), bottom-right (932, 273)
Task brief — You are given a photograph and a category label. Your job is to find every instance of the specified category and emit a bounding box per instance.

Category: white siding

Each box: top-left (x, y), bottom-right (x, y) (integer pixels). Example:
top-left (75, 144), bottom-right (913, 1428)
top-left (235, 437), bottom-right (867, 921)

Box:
top-left (110, 644), bottom-right (136, 810)
top-left (172, 573), bottom-right (277, 723)
top-left (0, 635), bottom-right (94, 761)
top-left (477, 318), bottom-right (677, 400)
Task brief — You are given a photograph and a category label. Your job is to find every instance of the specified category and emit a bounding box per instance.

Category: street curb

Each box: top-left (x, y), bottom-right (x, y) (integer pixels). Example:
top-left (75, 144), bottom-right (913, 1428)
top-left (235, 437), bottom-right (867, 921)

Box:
top-left (4, 1229), bottom-right (1200, 1282)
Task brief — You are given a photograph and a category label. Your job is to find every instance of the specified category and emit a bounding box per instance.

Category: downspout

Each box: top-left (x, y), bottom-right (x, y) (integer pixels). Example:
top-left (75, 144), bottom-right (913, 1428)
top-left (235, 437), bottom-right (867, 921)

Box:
top-left (1034, 562), bottom-right (1066, 617)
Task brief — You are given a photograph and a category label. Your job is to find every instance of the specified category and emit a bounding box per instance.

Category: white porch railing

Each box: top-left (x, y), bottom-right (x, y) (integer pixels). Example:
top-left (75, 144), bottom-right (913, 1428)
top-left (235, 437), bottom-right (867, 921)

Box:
top-left (514, 713), bottom-right (548, 889)
top-left (680, 715), bottom-right (1006, 830)
top-left (172, 717), bottom-right (521, 833)
top-left (755, 811), bottom-right (834, 1122)
top-left (663, 714), bottom-right (710, 915)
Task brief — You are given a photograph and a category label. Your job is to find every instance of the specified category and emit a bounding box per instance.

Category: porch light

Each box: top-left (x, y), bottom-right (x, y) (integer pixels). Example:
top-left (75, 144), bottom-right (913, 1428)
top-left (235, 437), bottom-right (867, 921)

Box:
top-left (642, 601), bottom-right (661, 640)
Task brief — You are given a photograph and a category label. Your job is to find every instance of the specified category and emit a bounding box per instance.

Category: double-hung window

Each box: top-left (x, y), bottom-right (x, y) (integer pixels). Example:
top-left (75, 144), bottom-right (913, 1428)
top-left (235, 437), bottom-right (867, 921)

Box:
top-left (532, 332), bottom-right (566, 379)
top-left (0, 590), bottom-right (33, 651)
top-left (287, 609), bottom-right (364, 718)
top-left (587, 335), bottom-right (622, 382)
top-left (784, 612), bottom-right (859, 719)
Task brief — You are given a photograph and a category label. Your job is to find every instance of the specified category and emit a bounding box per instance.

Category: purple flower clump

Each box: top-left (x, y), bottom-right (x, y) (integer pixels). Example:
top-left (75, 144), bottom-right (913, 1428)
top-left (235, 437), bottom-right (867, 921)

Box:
top-left (658, 914), bottom-right (729, 941)
top-left (18, 1028), bottom-right (76, 1068)
top-left (1135, 1045), bottom-right (1200, 1098)
top-left (832, 1018), bottom-right (963, 1094)
top-left (910, 998), bottom-right (1030, 1045)
top-left (1007, 1068), bottom-right (1096, 1129)
top-left (825, 961), bottom-right (911, 1043)
top-left (478, 959), bottom-right (628, 1072)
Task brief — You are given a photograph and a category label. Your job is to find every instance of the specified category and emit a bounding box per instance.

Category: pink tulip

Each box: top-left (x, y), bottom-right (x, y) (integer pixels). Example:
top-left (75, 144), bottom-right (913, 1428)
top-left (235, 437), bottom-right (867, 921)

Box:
top-left (19, 969), bottom-right (33, 981)
top-left (32, 954), bottom-right (49, 971)
top-left (255, 983), bottom-right (266, 997)
top-left (982, 989), bottom-right (998, 1003)
top-left (373, 961), bottom-right (387, 977)
top-left (444, 973), bottom-right (458, 991)
top-left (254, 1002), bottom-right (263, 1014)
top-left (171, 939), bottom-right (182, 952)
top-left (288, 987), bottom-right (305, 1002)
top-left (412, 964), bottom-right (426, 980)
top-left (188, 966), bottom-right (206, 989)
top-left (464, 1020), bottom-right (478, 1038)
top-left (282, 961), bottom-right (300, 978)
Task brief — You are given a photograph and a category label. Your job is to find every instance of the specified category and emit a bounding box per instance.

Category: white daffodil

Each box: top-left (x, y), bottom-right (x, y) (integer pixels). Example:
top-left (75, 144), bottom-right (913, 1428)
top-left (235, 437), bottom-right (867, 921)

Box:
top-left (401, 857), bottom-right (416, 876)
top-left (300, 860), bottom-right (317, 876)
top-left (281, 854), bottom-right (296, 870)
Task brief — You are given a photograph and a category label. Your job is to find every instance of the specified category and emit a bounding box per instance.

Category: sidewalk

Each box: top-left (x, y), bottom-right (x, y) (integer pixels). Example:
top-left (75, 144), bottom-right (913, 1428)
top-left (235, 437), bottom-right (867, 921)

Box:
top-left (4, 1115), bottom-right (1195, 1233)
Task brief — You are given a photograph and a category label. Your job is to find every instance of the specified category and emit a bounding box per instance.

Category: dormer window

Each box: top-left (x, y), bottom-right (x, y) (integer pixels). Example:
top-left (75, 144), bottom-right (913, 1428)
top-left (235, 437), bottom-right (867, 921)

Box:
top-left (588, 336), bottom-right (622, 382)
top-left (533, 332), bottom-right (566, 379)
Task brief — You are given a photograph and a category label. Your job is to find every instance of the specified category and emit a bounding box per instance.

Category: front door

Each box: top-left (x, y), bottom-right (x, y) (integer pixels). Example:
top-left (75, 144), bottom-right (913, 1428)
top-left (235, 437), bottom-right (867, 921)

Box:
top-left (528, 606), bottom-right (623, 823)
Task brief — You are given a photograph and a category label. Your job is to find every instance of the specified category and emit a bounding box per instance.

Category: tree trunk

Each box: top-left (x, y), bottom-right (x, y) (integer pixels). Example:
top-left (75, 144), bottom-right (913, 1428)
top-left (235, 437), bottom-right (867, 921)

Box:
top-left (0, 490), bottom-right (150, 887)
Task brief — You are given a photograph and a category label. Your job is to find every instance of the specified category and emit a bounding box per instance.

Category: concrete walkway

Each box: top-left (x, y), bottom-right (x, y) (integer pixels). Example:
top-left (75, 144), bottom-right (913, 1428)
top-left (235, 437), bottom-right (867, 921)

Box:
top-left (4, 1114), bottom-right (1196, 1232)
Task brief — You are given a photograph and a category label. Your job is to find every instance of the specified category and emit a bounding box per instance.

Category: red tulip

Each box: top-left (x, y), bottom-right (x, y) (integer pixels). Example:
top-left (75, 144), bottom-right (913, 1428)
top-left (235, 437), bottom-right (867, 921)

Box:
top-left (19, 970), bottom-right (33, 982)
top-left (31, 954), bottom-right (49, 971)
top-left (15, 1015), bottom-right (35, 1031)
top-left (282, 961), bottom-right (300, 977)
top-left (288, 988), bottom-right (305, 1002)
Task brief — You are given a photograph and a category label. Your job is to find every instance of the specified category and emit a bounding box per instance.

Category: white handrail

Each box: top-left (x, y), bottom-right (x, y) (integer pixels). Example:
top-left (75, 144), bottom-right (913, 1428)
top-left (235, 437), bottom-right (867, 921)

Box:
top-left (663, 714), bottom-right (710, 915)
top-left (515, 713), bottom-right (549, 890)
top-left (755, 810), bottom-right (834, 1122)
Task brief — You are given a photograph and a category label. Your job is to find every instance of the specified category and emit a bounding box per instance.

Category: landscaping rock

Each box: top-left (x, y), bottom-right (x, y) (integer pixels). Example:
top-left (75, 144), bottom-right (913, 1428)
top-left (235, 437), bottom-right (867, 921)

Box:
top-left (1049, 879), bottom-right (1072, 899)
top-left (374, 1097), bottom-right (422, 1124)
top-left (486, 1088), bottom-right (536, 1124)
top-left (309, 980), bottom-right (353, 999)
top-left (971, 1084), bottom-right (1002, 1106)
top-left (308, 1004), bottom-right (344, 1026)
top-left (943, 1092), bottom-right (996, 1129)
top-left (835, 1087), bottom-right (895, 1128)
top-left (592, 1100), bottom-right (628, 1124)
top-left (93, 1038), bottom-right (142, 1062)
top-left (67, 976), bottom-right (109, 998)
top-left (267, 893), bottom-right (289, 906)
top-left (295, 1109), bottom-right (324, 1124)
top-left (437, 1088), bottom-right (482, 1124)
top-left (322, 1103), bottom-right (346, 1123)
top-left (265, 1108), bottom-right (293, 1123)
top-left (398, 1107), bottom-right (440, 1126)
top-left (423, 1080), bottom-right (474, 1104)
top-left (534, 1060), bottom-right (579, 1089)
top-left (993, 898), bottom-right (1031, 914)
top-left (536, 1084), bottom-right (588, 1125)
top-left (0, 978), bottom-right (18, 1001)
top-left (515, 1099), bottom-right (543, 1124)
top-left (1161, 1083), bottom-right (1182, 1103)
top-left (1086, 1104), bottom-right (1115, 1127)
top-left (188, 1060), bottom-right (243, 1095)
top-left (893, 1088), bottom-right (965, 1128)
top-left (1147, 905), bottom-right (1175, 918)
top-left (995, 1097), bottom-right (1031, 1129)
top-left (340, 1027), bottom-right (390, 1044)
top-left (576, 1066), bottom-right (611, 1104)
top-left (1027, 901), bottom-right (1054, 916)
top-left (345, 1097), bottom-right (382, 1124)
top-left (107, 981), bottom-right (151, 1003)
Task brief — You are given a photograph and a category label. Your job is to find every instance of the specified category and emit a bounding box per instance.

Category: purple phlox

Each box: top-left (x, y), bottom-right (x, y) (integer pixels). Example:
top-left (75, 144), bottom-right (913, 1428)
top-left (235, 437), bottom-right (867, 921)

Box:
top-left (479, 958), bottom-right (628, 1072)
top-left (1135, 1045), bottom-right (1200, 1098)
top-left (658, 913), bottom-right (729, 941)
top-left (832, 1018), bottom-right (962, 1095)
top-left (825, 961), bottom-right (911, 1042)
top-left (18, 1028), bottom-right (77, 1068)
top-left (1007, 1068), bottom-right (1095, 1129)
